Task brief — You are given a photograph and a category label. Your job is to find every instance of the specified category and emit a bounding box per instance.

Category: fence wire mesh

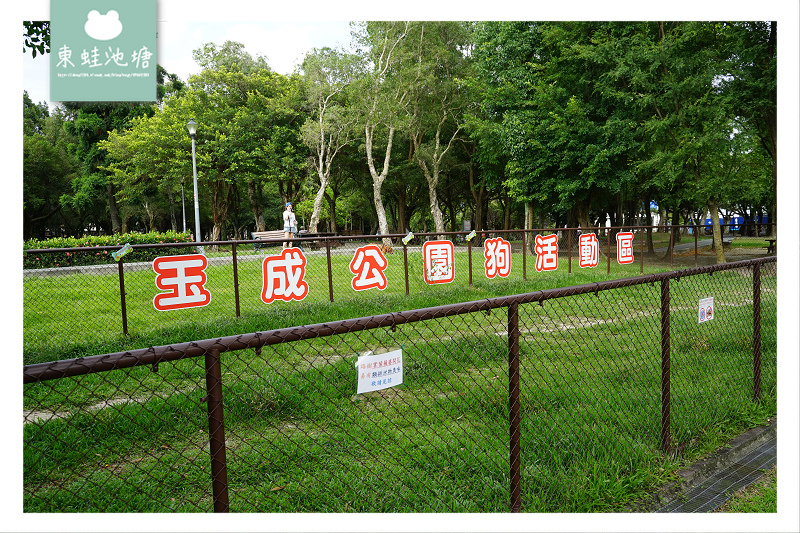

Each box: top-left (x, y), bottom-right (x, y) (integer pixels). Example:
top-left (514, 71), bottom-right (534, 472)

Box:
top-left (23, 257), bottom-right (776, 512)
top-left (23, 226), bottom-right (776, 360)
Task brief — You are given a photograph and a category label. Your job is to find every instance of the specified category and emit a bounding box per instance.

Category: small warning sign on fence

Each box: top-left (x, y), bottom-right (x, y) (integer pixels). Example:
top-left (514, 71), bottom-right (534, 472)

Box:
top-left (698, 297), bottom-right (714, 324)
top-left (356, 349), bottom-right (403, 394)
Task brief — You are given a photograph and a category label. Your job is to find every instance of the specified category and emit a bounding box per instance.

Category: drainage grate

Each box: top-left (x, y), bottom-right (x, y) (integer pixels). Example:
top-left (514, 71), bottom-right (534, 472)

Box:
top-left (658, 436), bottom-right (777, 513)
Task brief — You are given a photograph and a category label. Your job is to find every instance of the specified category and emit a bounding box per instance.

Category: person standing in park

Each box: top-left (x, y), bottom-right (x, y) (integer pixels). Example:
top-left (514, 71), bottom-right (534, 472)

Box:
top-left (283, 202), bottom-right (297, 249)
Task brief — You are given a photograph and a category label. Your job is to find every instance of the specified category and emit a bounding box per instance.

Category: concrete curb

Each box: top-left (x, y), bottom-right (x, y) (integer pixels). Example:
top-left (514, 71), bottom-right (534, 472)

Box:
top-left (626, 417), bottom-right (777, 512)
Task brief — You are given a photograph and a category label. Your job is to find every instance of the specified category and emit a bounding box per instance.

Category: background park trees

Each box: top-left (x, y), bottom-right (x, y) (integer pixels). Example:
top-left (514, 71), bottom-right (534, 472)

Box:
top-left (24, 21), bottom-right (776, 263)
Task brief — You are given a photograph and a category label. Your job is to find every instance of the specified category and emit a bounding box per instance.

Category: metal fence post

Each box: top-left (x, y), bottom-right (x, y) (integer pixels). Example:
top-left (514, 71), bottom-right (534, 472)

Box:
top-left (752, 262), bottom-right (762, 401)
top-left (640, 227), bottom-right (644, 274)
top-left (326, 238), bottom-right (334, 302)
top-left (522, 231), bottom-right (527, 281)
top-left (669, 230), bottom-right (674, 269)
top-left (607, 230), bottom-right (611, 275)
top-left (567, 229), bottom-right (572, 274)
top-left (232, 242), bottom-right (241, 318)
top-left (403, 243), bottom-right (410, 296)
top-left (468, 240), bottom-right (473, 286)
top-left (204, 348), bottom-right (230, 512)
top-left (117, 258), bottom-right (128, 336)
top-left (508, 302), bottom-right (522, 512)
top-left (660, 278), bottom-right (671, 453)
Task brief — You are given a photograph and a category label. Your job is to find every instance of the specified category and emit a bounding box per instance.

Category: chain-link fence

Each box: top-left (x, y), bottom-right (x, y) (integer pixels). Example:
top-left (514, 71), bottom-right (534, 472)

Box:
top-left (23, 225), bottom-right (776, 363)
top-left (23, 257), bottom-right (777, 512)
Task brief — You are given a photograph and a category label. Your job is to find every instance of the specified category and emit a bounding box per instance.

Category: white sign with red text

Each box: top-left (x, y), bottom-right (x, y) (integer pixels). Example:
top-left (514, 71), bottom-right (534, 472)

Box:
top-left (152, 254), bottom-right (211, 311)
top-left (423, 240), bottom-right (455, 284)
top-left (356, 349), bottom-right (404, 394)
top-left (349, 244), bottom-right (388, 291)
top-left (261, 248), bottom-right (309, 304)
top-left (483, 237), bottom-right (512, 278)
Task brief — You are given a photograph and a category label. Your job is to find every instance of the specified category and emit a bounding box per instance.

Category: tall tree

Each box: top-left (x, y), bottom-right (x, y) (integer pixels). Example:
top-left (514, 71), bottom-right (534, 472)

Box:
top-left (719, 22), bottom-right (777, 237)
top-left (470, 22), bottom-right (639, 230)
top-left (406, 21), bottom-right (472, 235)
top-left (610, 22), bottom-right (740, 262)
top-left (352, 21), bottom-right (417, 243)
top-left (300, 47), bottom-right (364, 233)
top-left (103, 45), bottom-right (307, 240)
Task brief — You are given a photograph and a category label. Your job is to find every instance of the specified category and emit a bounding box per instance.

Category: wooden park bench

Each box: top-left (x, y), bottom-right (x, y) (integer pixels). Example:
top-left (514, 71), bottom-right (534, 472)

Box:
top-left (250, 230), bottom-right (338, 252)
top-left (765, 238), bottom-right (776, 254)
top-left (251, 230), bottom-right (291, 252)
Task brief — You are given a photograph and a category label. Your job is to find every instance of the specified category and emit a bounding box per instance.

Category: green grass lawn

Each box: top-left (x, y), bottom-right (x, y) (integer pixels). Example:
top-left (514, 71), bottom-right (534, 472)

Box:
top-left (23, 257), bottom-right (777, 512)
top-left (714, 465), bottom-right (777, 513)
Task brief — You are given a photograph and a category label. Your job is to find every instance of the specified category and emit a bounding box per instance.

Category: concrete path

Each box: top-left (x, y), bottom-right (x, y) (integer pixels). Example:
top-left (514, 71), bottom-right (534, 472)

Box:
top-left (655, 418), bottom-right (777, 512)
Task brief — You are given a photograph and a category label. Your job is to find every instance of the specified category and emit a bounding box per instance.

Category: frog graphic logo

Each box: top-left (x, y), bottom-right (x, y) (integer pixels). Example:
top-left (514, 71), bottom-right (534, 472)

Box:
top-left (84, 10), bottom-right (123, 41)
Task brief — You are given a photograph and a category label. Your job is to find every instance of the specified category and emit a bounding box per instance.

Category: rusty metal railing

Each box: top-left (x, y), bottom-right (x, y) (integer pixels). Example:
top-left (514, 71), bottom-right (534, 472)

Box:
top-left (23, 225), bottom-right (776, 360)
top-left (23, 257), bottom-right (777, 512)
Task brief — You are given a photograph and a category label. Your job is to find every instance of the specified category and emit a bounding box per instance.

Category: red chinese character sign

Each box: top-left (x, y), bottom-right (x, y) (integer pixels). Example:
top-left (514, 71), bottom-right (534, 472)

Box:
top-left (261, 248), bottom-right (309, 304)
top-left (616, 232), bottom-right (635, 264)
top-left (534, 234), bottom-right (559, 272)
top-left (484, 237), bottom-right (512, 278)
top-left (578, 233), bottom-right (599, 268)
top-left (423, 240), bottom-right (455, 284)
top-left (349, 244), bottom-right (388, 291)
top-left (153, 254), bottom-right (211, 311)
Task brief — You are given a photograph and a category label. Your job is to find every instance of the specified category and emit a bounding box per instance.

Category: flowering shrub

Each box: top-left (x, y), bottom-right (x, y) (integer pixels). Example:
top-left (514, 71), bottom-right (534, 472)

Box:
top-left (23, 231), bottom-right (193, 269)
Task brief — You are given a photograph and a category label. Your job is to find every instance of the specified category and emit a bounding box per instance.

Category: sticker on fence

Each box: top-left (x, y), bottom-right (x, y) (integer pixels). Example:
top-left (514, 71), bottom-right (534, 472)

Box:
top-left (112, 242), bottom-right (132, 261)
top-left (698, 297), bottom-right (714, 323)
top-left (356, 349), bottom-right (403, 394)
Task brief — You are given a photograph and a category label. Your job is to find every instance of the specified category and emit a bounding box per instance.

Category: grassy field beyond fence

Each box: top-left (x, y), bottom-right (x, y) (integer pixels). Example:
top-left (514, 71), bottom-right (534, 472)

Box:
top-left (23, 258), bottom-right (777, 512)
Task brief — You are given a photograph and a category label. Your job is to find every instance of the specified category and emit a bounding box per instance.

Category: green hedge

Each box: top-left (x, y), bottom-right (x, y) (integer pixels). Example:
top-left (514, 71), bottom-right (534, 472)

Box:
top-left (23, 231), bottom-right (194, 269)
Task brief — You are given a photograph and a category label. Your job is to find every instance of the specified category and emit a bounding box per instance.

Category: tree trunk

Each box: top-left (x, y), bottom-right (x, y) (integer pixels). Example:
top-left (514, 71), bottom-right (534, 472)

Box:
top-left (503, 196), bottom-right (511, 231)
top-left (143, 200), bottom-right (157, 233)
top-left (325, 190), bottom-right (339, 234)
top-left (671, 209), bottom-right (681, 245)
top-left (420, 161), bottom-right (445, 236)
top-left (397, 184), bottom-right (408, 234)
top-left (107, 182), bottom-right (122, 234)
top-left (167, 187), bottom-right (177, 232)
top-left (770, 144), bottom-right (777, 238)
top-left (247, 180), bottom-right (266, 232)
top-left (468, 159), bottom-right (486, 231)
top-left (708, 200), bottom-right (726, 264)
top-left (309, 172), bottom-right (329, 233)
top-left (525, 202), bottom-right (534, 255)
top-left (574, 200), bottom-right (590, 229)
top-left (365, 124), bottom-right (395, 246)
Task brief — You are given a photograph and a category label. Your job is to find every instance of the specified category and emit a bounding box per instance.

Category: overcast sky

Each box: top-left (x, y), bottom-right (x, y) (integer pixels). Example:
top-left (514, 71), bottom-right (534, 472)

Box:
top-left (22, 3), bottom-right (357, 106)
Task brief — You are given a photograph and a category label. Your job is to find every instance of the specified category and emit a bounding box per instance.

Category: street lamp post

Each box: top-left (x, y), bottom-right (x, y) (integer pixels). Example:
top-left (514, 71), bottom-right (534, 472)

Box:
top-left (181, 180), bottom-right (186, 233)
top-left (186, 119), bottom-right (203, 254)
